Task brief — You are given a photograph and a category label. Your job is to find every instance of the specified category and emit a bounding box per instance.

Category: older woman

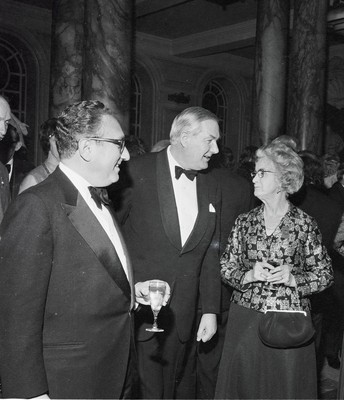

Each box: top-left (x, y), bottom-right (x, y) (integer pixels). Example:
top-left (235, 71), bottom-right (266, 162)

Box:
top-left (215, 141), bottom-right (333, 399)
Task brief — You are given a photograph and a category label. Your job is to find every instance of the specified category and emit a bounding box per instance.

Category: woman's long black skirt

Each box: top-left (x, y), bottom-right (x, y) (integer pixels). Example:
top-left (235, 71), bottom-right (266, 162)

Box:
top-left (214, 303), bottom-right (317, 399)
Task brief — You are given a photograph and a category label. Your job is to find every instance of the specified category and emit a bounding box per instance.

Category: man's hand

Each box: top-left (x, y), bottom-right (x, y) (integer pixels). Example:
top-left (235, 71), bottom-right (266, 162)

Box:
top-left (197, 313), bottom-right (217, 342)
top-left (135, 280), bottom-right (171, 306)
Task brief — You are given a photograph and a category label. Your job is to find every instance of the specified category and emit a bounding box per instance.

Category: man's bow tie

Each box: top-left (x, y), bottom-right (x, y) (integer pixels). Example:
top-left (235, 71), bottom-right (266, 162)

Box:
top-left (175, 165), bottom-right (198, 181)
top-left (88, 186), bottom-right (110, 209)
top-left (5, 164), bottom-right (11, 175)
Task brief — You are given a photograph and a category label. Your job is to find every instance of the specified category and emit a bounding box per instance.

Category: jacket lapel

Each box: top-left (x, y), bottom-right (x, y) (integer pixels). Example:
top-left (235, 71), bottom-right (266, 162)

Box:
top-left (54, 169), bottom-right (132, 302)
top-left (109, 209), bottom-right (136, 310)
top-left (156, 150), bottom-right (182, 249)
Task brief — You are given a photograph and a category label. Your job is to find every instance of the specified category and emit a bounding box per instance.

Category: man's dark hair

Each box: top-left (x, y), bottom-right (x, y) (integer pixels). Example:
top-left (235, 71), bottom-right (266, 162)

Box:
top-left (55, 100), bottom-right (115, 158)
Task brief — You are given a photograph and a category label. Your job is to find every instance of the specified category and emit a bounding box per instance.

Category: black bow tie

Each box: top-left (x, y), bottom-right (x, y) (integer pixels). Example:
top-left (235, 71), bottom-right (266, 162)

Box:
top-left (5, 164), bottom-right (11, 174)
top-left (88, 186), bottom-right (110, 209)
top-left (175, 165), bottom-right (198, 181)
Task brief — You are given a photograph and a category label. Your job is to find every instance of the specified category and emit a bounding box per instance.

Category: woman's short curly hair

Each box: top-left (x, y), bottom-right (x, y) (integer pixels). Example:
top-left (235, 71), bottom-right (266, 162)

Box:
top-left (256, 141), bottom-right (304, 194)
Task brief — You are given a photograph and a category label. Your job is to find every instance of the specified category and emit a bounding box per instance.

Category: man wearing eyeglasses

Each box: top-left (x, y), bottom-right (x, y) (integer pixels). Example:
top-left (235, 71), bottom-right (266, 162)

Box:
top-left (0, 100), bottom-right (165, 399)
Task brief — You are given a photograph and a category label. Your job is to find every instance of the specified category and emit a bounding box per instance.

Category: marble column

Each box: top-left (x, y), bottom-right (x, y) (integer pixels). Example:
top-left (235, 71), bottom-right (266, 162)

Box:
top-left (287, 0), bottom-right (328, 153)
top-left (252, 0), bottom-right (290, 146)
top-left (83, 0), bottom-right (133, 131)
top-left (50, 0), bottom-right (84, 117)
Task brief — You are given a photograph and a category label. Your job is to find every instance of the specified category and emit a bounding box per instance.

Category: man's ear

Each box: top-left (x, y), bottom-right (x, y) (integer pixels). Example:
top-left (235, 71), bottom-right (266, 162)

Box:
top-left (180, 131), bottom-right (189, 148)
top-left (78, 138), bottom-right (92, 162)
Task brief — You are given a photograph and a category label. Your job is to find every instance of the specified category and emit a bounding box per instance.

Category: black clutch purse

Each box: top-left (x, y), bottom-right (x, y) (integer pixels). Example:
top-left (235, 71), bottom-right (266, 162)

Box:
top-left (258, 309), bottom-right (315, 349)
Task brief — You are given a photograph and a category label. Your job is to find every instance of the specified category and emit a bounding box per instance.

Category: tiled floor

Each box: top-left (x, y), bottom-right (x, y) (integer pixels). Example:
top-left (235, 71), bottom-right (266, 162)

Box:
top-left (320, 359), bottom-right (340, 399)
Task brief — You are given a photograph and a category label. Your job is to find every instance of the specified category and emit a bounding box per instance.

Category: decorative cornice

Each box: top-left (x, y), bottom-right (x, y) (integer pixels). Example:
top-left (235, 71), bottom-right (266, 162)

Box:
top-left (136, 32), bottom-right (173, 55)
top-left (172, 19), bottom-right (256, 57)
top-left (136, 19), bottom-right (257, 59)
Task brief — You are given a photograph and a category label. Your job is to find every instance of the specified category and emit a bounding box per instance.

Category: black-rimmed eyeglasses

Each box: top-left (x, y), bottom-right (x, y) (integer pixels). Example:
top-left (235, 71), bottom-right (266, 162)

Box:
top-left (87, 137), bottom-right (126, 153)
top-left (250, 169), bottom-right (276, 179)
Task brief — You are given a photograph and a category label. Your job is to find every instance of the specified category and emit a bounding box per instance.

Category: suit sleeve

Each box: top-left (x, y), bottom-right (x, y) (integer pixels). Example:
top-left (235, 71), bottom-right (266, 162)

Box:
top-left (199, 181), bottom-right (221, 315)
top-left (0, 192), bottom-right (52, 398)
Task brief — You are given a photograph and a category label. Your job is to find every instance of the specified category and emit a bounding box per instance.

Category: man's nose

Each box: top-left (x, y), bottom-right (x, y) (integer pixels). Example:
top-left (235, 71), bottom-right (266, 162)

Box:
top-left (121, 146), bottom-right (130, 161)
top-left (211, 141), bottom-right (219, 154)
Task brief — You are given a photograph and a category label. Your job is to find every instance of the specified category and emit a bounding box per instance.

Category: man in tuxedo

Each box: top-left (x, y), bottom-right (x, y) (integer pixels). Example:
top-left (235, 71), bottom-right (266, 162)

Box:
top-left (120, 106), bottom-right (221, 399)
top-left (0, 100), bottom-right (164, 399)
top-left (0, 95), bottom-right (11, 222)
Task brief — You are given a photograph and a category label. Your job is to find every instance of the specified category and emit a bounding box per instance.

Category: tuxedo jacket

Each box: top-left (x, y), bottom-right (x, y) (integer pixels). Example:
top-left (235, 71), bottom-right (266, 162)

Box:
top-left (120, 149), bottom-right (221, 343)
top-left (329, 181), bottom-right (344, 208)
top-left (0, 161), bottom-right (10, 223)
top-left (0, 167), bottom-right (135, 399)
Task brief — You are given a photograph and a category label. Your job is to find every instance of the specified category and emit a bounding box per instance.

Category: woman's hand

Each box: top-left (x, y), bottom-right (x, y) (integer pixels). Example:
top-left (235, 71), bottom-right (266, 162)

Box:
top-left (265, 263), bottom-right (296, 287)
top-left (243, 261), bottom-right (272, 284)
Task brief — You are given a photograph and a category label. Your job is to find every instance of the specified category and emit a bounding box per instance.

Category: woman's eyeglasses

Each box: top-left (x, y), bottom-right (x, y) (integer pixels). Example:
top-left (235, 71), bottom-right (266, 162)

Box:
top-left (251, 169), bottom-right (276, 179)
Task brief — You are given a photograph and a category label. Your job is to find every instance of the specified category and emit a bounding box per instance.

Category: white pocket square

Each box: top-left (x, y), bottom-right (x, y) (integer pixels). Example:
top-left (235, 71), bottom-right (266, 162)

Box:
top-left (209, 203), bottom-right (216, 213)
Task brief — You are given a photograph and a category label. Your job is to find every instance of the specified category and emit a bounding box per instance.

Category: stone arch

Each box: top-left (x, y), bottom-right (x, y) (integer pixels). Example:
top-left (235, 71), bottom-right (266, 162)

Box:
top-left (133, 53), bottom-right (163, 149)
top-left (197, 71), bottom-right (251, 161)
top-left (0, 25), bottom-right (50, 164)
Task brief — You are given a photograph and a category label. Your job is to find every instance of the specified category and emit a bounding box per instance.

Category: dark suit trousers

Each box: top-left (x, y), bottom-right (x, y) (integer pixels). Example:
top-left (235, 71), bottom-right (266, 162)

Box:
top-left (121, 340), bottom-right (139, 399)
top-left (136, 322), bottom-right (196, 399)
top-left (196, 309), bottom-right (229, 399)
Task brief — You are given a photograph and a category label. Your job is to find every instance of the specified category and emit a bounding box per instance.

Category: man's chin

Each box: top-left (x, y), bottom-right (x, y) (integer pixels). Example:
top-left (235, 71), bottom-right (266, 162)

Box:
top-left (111, 171), bottom-right (120, 184)
top-left (201, 160), bottom-right (210, 170)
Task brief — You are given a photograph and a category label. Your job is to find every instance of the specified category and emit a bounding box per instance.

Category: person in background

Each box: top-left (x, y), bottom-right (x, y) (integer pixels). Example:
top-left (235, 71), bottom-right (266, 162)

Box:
top-left (329, 163), bottom-right (344, 204)
top-left (208, 145), bottom-right (235, 171)
top-left (19, 118), bottom-right (59, 194)
top-left (0, 100), bottom-right (169, 399)
top-left (120, 106), bottom-right (221, 399)
top-left (151, 139), bottom-right (170, 153)
top-left (272, 134), bottom-right (299, 152)
top-left (339, 344), bottom-right (344, 399)
top-left (290, 151), bottom-right (343, 379)
top-left (125, 134), bottom-right (147, 158)
top-left (0, 124), bottom-right (34, 198)
top-left (236, 145), bottom-right (257, 182)
top-left (325, 163), bottom-right (344, 371)
top-left (0, 95), bottom-right (12, 222)
top-left (215, 141), bottom-right (333, 399)
top-left (323, 153), bottom-right (340, 189)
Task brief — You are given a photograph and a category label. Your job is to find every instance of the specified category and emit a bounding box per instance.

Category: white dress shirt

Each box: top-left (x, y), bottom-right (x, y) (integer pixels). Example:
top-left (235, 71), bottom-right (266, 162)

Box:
top-left (167, 146), bottom-right (198, 246)
top-left (59, 163), bottom-right (129, 278)
top-left (6, 158), bottom-right (13, 181)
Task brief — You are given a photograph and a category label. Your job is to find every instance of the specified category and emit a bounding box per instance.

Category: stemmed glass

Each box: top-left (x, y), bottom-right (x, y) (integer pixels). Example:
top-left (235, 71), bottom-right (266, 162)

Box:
top-left (146, 280), bottom-right (167, 333)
